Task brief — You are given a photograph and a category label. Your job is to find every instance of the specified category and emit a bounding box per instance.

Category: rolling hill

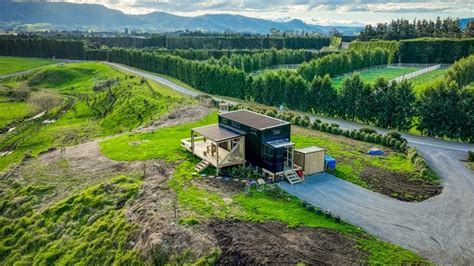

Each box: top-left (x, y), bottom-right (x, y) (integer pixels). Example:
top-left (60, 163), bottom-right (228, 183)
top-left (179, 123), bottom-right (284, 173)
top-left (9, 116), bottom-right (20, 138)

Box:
top-left (0, 1), bottom-right (362, 34)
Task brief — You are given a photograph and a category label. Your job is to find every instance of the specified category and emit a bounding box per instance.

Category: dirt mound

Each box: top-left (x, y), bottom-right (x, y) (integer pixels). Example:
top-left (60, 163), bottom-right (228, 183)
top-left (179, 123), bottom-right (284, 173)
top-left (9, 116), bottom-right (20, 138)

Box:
top-left (361, 166), bottom-right (442, 201)
top-left (209, 220), bottom-right (367, 265)
top-left (127, 165), bottom-right (215, 263)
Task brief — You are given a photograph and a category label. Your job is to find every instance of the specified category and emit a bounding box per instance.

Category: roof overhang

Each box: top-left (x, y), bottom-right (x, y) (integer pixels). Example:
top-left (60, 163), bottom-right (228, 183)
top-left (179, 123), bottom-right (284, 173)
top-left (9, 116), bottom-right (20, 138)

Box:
top-left (192, 124), bottom-right (244, 142)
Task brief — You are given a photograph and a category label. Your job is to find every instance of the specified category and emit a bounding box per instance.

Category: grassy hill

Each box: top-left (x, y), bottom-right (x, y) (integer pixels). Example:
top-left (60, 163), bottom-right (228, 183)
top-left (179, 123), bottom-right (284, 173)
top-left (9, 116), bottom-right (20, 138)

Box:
top-left (0, 56), bottom-right (56, 76)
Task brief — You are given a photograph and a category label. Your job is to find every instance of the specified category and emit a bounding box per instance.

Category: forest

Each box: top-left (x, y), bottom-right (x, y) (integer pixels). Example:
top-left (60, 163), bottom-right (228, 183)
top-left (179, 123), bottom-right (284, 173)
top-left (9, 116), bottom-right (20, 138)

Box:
top-left (0, 35), bottom-right (472, 141)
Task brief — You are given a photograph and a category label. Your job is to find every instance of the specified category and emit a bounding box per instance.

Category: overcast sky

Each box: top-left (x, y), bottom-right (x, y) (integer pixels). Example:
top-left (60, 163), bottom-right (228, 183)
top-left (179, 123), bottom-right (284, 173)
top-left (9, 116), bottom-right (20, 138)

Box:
top-left (46, 0), bottom-right (474, 26)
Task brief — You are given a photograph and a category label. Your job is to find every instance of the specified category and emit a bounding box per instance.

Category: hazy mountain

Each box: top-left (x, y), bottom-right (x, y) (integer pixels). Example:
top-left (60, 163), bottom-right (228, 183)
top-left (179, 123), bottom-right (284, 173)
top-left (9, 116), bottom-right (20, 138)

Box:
top-left (0, 1), bottom-right (362, 34)
top-left (459, 18), bottom-right (473, 28)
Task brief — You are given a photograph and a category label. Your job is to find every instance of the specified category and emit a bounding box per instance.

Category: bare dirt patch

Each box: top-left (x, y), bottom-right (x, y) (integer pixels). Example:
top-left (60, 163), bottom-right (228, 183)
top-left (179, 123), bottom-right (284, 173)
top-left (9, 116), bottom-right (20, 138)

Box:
top-left (209, 220), bottom-right (367, 265)
top-left (361, 166), bottom-right (442, 201)
top-left (127, 165), bottom-right (216, 263)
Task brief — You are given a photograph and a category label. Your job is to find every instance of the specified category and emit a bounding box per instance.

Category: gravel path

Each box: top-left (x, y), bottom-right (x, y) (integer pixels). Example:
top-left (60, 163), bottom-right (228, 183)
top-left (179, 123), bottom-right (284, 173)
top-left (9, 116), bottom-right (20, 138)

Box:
top-left (106, 62), bottom-right (474, 264)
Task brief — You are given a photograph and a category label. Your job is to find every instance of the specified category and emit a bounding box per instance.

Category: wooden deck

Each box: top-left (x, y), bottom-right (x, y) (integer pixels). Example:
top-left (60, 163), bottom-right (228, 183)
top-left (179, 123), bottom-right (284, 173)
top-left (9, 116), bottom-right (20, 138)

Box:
top-left (181, 138), bottom-right (246, 168)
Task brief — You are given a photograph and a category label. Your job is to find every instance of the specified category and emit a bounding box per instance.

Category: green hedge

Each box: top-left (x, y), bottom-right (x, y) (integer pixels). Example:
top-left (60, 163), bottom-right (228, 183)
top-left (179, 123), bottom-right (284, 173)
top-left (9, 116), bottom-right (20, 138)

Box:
top-left (399, 38), bottom-right (474, 63)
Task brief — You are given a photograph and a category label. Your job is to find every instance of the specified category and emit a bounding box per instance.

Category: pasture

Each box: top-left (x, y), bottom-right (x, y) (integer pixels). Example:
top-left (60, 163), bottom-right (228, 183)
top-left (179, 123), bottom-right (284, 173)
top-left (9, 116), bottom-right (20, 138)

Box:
top-left (0, 56), bottom-right (56, 76)
top-left (332, 66), bottom-right (419, 89)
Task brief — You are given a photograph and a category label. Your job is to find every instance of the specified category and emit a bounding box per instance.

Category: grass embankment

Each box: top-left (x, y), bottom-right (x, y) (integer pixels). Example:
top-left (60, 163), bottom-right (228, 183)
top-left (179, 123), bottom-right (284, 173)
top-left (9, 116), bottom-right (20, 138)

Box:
top-left (100, 114), bottom-right (428, 264)
top-left (0, 56), bottom-right (56, 76)
top-left (0, 174), bottom-right (143, 265)
top-left (332, 66), bottom-right (419, 90)
top-left (0, 61), bottom-right (191, 172)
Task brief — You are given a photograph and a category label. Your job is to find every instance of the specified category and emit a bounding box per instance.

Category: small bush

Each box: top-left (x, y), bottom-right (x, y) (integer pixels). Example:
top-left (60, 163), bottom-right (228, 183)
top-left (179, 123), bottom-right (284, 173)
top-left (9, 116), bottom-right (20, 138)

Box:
top-left (354, 131), bottom-right (361, 139)
top-left (326, 125), bottom-right (333, 133)
top-left (467, 151), bottom-right (474, 162)
top-left (389, 138), bottom-right (397, 147)
top-left (359, 127), bottom-right (377, 135)
top-left (331, 127), bottom-right (339, 135)
top-left (387, 130), bottom-right (402, 140)
top-left (363, 134), bottom-right (370, 142)
top-left (375, 134), bottom-right (382, 144)
top-left (330, 123), bottom-right (340, 128)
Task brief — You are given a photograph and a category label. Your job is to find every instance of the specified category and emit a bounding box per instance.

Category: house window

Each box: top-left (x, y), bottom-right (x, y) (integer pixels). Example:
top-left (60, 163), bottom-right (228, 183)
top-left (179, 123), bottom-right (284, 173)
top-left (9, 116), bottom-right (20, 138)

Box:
top-left (272, 129), bottom-right (281, 135)
top-left (221, 118), bottom-right (229, 124)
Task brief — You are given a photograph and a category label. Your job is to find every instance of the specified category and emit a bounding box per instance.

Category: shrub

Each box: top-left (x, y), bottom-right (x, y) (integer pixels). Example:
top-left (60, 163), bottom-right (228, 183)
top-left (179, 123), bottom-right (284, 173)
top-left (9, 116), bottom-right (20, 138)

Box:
top-left (363, 134), bottom-right (370, 142)
top-left (389, 138), bottom-right (397, 147)
top-left (331, 123), bottom-right (340, 128)
top-left (375, 134), bottom-right (382, 144)
top-left (467, 151), bottom-right (474, 162)
top-left (326, 125), bottom-right (333, 133)
top-left (349, 130), bottom-right (356, 138)
top-left (320, 123), bottom-right (327, 131)
top-left (359, 127), bottom-right (377, 135)
top-left (354, 131), bottom-right (361, 139)
top-left (331, 127), bottom-right (339, 134)
top-left (311, 122), bottom-right (319, 130)
top-left (387, 130), bottom-right (402, 140)
top-left (395, 140), bottom-right (402, 150)
top-left (315, 119), bottom-right (322, 124)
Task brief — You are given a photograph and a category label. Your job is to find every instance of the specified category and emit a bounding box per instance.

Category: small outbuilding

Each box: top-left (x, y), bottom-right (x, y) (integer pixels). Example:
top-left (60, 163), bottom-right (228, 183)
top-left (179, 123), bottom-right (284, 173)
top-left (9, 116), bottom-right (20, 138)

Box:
top-left (294, 146), bottom-right (326, 175)
top-left (368, 147), bottom-right (384, 156)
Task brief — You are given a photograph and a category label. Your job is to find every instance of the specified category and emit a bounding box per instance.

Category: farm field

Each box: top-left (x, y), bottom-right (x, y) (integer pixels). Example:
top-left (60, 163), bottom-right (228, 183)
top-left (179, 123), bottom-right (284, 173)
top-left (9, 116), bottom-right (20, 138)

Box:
top-left (410, 68), bottom-right (448, 95)
top-left (332, 66), bottom-right (419, 89)
top-left (0, 56), bottom-right (56, 76)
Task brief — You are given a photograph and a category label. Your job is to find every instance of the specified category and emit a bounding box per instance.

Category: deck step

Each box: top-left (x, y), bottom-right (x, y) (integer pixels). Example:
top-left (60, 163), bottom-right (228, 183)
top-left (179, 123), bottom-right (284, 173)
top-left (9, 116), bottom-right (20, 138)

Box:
top-left (285, 171), bottom-right (302, 185)
top-left (194, 159), bottom-right (211, 173)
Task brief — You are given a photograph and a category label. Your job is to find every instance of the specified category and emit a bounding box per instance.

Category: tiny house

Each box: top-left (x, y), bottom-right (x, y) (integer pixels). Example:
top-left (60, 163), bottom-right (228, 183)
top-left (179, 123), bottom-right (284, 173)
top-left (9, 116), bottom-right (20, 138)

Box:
top-left (181, 109), bottom-right (302, 183)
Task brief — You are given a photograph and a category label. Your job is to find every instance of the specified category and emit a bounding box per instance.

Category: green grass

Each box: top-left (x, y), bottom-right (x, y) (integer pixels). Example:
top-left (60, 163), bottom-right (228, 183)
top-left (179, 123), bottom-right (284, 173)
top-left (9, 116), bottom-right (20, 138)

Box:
top-left (291, 126), bottom-right (414, 189)
top-left (410, 68), bottom-right (447, 96)
top-left (332, 67), bottom-right (419, 90)
top-left (0, 174), bottom-right (143, 265)
top-left (0, 61), bottom-right (190, 172)
top-left (99, 112), bottom-right (217, 162)
top-left (0, 56), bottom-right (56, 76)
top-left (0, 101), bottom-right (32, 128)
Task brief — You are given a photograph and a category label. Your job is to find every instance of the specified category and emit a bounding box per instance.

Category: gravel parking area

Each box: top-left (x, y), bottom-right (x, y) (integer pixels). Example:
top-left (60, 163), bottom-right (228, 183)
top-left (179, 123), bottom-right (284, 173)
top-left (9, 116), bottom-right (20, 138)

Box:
top-left (280, 146), bottom-right (474, 264)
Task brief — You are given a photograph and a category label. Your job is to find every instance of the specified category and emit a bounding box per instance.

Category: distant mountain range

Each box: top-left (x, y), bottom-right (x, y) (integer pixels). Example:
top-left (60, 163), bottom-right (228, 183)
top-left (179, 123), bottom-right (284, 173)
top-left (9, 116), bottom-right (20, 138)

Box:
top-left (0, 1), bottom-right (362, 34)
top-left (460, 18), bottom-right (474, 28)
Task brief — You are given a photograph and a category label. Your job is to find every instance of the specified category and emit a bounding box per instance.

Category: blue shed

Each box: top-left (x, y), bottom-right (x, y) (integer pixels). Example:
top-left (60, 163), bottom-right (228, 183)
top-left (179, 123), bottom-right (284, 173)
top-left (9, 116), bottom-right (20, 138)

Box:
top-left (324, 155), bottom-right (336, 170)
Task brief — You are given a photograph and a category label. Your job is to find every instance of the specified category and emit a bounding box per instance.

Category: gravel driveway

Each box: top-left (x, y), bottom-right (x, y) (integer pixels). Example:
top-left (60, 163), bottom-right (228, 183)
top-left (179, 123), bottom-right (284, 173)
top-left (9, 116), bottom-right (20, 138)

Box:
top-left (109, 62), bottom-right (474, 264)
top-left (280, 145), bottom-right (474, 264)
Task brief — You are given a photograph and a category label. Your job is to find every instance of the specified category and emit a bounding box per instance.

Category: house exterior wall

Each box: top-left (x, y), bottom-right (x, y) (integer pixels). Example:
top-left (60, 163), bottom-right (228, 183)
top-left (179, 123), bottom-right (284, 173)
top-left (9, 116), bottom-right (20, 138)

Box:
top-left (218, 114), bottom-right (291, 172)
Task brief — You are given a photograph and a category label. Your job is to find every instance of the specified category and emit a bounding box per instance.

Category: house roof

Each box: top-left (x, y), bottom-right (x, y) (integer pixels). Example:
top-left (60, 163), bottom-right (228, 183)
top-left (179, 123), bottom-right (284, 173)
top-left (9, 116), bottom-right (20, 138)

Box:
top-left (295, 146), bottom-right (326, 154)
top-left (192, 124), bottom-right (244, 142)
top-left (219, 109), bottom-right (289, 130)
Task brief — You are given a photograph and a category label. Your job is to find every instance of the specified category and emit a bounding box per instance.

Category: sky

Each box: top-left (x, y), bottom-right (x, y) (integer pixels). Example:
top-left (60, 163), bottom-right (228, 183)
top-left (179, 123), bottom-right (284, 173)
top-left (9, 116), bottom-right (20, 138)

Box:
top-left (44, 0), bottom-right (474, 26)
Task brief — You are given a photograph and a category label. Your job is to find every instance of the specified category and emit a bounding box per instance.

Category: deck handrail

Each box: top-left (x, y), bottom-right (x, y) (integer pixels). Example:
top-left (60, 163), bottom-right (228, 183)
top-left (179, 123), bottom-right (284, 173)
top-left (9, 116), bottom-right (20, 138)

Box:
top-left (219, 138), bottom-right (244, 165)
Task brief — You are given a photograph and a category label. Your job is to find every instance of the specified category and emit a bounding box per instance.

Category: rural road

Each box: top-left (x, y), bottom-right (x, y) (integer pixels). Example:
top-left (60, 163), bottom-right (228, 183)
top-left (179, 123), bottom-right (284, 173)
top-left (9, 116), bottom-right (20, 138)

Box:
top-left (109, 62), bottom-right (474, 264)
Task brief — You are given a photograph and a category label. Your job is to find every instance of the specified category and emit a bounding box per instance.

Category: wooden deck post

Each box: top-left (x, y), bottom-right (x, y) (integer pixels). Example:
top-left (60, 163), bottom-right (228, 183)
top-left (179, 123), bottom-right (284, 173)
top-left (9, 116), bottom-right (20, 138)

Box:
top-left (191, 130), bottom-right (194, 152)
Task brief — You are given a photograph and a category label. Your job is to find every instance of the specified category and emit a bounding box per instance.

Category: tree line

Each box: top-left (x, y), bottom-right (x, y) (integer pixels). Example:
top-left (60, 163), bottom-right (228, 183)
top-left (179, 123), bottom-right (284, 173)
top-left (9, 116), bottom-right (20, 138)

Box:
top-left (417, 55), bottom-right (474, 141)
top-left (0, 36), bottom-right (472, 141)
top-left (0, 37), bottom-right (85, 59)
top-left (87, 35), bottom-right (330, 50)
top-left (349, 38), bottom-right (474, 63)
top-left (359, 17), bottom-right (467, 41)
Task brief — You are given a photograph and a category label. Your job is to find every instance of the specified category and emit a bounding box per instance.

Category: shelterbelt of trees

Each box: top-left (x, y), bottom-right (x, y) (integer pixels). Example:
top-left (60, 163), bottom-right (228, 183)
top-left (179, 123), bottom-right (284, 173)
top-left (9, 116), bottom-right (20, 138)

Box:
top-left (89, 33), bottom-right (331, 50)
top-left (91, 48), bottom-right (474, 141)
top-left (359, 17), bottom-right (473, 41)
top-left (143, 48), bottom-right (336, 73)
top-left (349, 38), bottom-right (474, 63)
top-left (0, 37), bottom-right (472, 141)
